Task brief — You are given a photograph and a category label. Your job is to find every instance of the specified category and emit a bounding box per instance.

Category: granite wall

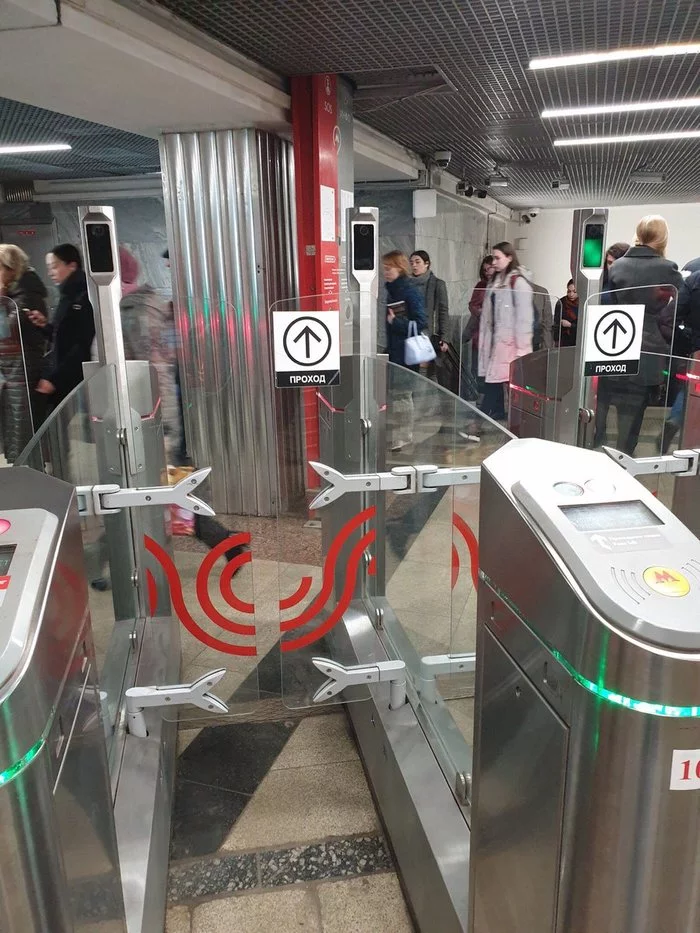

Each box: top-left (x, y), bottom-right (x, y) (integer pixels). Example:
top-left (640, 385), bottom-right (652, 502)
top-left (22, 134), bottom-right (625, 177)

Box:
top-left (354, 187), bottom-right (495, 341)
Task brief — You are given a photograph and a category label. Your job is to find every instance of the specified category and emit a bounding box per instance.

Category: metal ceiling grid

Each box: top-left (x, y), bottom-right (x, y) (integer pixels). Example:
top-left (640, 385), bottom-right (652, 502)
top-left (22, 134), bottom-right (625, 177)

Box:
top-left (149, 0), bottom-right (700, 206)
top-left (0, 97), bottom-right (160, 182)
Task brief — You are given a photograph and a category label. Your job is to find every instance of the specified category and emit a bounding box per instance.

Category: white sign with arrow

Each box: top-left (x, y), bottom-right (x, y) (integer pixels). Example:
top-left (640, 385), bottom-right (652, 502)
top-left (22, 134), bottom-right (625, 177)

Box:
top-left (583, 304), bottom-right (645, 377)
top-left (272, 310), bottom-right (341, 388)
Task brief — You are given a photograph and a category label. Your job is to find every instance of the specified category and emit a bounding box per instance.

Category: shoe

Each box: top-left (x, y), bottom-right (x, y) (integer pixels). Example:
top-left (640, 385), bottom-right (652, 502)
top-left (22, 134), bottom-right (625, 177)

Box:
top-left (458, 430), bottom-right (481, 443)
top-left (658, 421), bottom-right (679, 455)
top-left (91, 577), bottom-right (111, 592)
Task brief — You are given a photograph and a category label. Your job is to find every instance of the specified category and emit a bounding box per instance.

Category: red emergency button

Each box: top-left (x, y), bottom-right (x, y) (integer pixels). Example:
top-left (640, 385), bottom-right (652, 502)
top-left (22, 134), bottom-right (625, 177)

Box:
top-left (0, 520), bottom-right (10, 534)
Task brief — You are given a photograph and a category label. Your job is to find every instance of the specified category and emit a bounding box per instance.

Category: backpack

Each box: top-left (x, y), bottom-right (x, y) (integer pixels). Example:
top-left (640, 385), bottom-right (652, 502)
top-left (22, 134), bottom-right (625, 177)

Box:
top-left (509, 273), bottom-right (542, 351)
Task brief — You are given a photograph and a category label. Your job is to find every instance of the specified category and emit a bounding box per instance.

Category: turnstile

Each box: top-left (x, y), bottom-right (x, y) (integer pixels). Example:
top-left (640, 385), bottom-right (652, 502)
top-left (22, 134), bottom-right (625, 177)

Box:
top-left (471, 438), bottom-right (700, 933)
top-left (0, 469), bottom-right (126, 933)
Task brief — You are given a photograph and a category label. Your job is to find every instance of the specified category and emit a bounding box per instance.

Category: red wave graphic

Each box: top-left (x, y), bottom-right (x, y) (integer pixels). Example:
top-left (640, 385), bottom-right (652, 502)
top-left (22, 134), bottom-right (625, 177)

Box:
top-left (452, 513), bottom-right (479, 589)
top-left (281, 527), bottom-right (376, 653)
top-left (280, 576), bottom-right (314, 611)
top-left (147, 568), bottom-right (158, 615)
top-left (280, 506), bottom-right (376, 633)
top-left (144, 535), bottom-right (257, 656)
top-left (451, 543), bottom-right (460, 590)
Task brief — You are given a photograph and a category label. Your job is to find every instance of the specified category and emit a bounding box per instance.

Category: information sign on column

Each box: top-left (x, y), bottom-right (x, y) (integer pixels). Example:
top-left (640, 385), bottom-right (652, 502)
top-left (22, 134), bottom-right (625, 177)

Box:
top-left (583, 304), bottom-right (645, 376)
top-left (273, 311), bottom-right (340, 388)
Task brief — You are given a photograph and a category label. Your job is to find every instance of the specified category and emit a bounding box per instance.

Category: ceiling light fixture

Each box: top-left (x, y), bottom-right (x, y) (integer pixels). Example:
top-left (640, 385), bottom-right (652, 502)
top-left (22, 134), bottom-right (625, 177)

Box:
top-left (629, 168), bottom-right (666, 184)
top-left (530, 43), bottom-right (700, 70)
top-left (0, 143), bottom-right (72, 156)
top-left (542, 96), bottom-right (700, 119)
top-left (554, 129), bottom-right (700, 147)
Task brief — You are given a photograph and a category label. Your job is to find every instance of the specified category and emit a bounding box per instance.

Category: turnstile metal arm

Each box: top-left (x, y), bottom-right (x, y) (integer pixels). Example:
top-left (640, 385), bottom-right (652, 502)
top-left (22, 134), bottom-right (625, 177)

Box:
top-left (604, 447), bottom-right (700, 478)
top-left (312, 657), bottom-right (407, 709)
top-left (309, 461), bottom-right (481, 509)
top-left (125, 668), bottom-right (229, 737)
top-left (76, 466), bottom-right (215, 517)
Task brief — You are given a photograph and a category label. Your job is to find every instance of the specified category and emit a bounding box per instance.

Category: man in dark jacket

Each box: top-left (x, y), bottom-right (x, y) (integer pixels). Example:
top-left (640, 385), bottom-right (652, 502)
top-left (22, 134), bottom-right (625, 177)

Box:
top-left (28, 243), bottom-right (95, 407)
top-left (593, 219), bottom-right (684, 454)
top-left (684, 257), bottom-right (700, 275)
top-left (677, 271), bottom-right (700, 354)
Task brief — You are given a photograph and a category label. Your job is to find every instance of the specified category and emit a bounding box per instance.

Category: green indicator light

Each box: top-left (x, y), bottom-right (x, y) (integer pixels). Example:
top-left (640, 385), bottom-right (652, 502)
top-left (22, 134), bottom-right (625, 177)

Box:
top-left (483, 574), bottom-right (700, 718)
top-left (0, 739), bottom-right (44, 787)
top-left (551, 648), bottom-right (700, 718)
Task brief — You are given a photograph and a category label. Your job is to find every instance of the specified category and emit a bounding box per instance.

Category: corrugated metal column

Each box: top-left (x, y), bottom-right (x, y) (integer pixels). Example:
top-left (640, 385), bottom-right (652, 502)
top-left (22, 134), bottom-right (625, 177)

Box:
top-left (159, 129), bottom-right (303, 516)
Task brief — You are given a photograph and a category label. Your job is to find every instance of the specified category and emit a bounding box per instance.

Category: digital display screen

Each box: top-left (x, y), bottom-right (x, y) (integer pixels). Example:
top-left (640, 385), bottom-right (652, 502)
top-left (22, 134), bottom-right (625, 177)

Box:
top-left (86, 223), bottom-right (114, 274)
top-left (0, 544), bottom-right (16, 576)
top-left (561, 501), bottom-right (663, 533)
top-left (582, 222), bottom-right (605, 268)
top-left (353, 224), bottom-right (375, 271)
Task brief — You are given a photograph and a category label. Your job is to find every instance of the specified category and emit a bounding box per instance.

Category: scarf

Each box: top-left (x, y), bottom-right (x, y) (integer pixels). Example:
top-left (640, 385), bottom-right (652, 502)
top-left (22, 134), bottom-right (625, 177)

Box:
top-left (411, 270), bottom-right (430, 302)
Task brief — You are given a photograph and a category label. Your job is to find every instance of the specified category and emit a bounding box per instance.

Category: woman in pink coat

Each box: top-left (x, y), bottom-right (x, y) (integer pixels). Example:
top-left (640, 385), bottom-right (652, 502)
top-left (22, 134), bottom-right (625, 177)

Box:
top-left (478, 242), bottom-right (534, 420)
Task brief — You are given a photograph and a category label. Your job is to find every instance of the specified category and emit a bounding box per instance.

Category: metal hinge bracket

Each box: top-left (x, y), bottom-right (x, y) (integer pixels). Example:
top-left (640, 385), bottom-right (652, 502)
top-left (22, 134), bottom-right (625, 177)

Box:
top-left (312, 657), bottom-right (407, 709)
top-left (418, 652), bottom-right (476, 704)
top-left (604, 446), bottom-right (700, 478)
top-left (76, 467), bottom-right (214, 518)
top-left (309, 461), bottom-right (481, 509)
top-left (125, 669), bottom-right (229, 737)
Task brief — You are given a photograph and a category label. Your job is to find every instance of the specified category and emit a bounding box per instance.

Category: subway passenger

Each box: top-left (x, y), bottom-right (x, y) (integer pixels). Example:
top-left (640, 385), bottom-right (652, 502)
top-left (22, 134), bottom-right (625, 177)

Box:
top-left (684, 256), bottom-right (700, 275)
top-left (27, 243), bottom-right (95, 409)
top-left (554, 279), bottom-right (579, 347)
top-left (0, 244), bottom-right (48, 462)
top-left (410, 250), bottom-right (448, 353)
top-left (465, 254), bottom-right (494, 387)
top-left (665, 266), bottom-right (700, 451)
top-left (593, 217), bottom-right (683, 455)
top-left (383, 250), bottom-right (427, 451)
top-left (119, 246), bottom-right (182, 463)
top-left (478, 242), bottom-right (534, 421)
top-left (601, 242), bottom-right (630, 301)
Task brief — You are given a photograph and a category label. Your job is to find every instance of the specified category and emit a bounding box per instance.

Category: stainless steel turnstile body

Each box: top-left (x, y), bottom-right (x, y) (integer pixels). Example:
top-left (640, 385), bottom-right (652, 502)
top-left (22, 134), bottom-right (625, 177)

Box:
top-left (470, 438), bottom-right (700, 933)
top-left (0, 469), bottom-right (126, 933)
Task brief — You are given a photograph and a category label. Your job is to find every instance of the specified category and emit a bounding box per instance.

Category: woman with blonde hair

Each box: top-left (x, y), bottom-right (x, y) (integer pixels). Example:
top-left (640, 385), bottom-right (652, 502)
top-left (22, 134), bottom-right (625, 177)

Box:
top-left (0, 244), bottom-right (48, 461)
top-left (594, 216), bottom-right (684, 454)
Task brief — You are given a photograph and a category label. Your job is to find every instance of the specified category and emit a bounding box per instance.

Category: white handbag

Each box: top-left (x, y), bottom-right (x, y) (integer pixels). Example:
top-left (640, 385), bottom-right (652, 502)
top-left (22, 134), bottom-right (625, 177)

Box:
top-left (403, 320), bottom-right (437, 366)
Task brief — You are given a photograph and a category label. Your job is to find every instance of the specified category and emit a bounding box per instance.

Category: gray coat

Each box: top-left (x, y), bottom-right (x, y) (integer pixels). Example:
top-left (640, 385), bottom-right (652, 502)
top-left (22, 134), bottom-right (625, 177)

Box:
top-left (424, 273), bottom-right (449, 341)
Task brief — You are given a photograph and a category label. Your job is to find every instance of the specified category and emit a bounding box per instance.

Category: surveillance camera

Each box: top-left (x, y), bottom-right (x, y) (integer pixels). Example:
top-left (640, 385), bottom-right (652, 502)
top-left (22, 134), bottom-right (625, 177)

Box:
top-left (456, 181), bottom-right (474, 197)
top-left (433, 150), bottom-right (452, 169)
top-left (551, 179), bottom-right (570, 191)
top-left (521, 214), bottom-right (532, 224)
top-left (528, 208), bottom-right (540, 218)
top-left (476, 188), bottom-right (488, 199)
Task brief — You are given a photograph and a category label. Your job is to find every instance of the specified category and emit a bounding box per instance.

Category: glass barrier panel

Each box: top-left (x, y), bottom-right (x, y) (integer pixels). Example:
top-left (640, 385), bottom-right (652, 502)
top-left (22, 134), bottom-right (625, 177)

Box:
top-left (0, 295), bottom-right (41, 466)
top-left (145, 298), bottom-right (263, 721)
top-left (267, 293), bottom-right (385, 709)
top-left (15, 364), bottom-right (140, 758)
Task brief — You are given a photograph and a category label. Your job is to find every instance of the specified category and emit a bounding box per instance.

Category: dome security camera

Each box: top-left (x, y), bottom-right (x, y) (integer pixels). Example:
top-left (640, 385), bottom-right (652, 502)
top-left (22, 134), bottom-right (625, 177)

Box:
top-left (433, 150), bottom-right (453, 169)
top-left (528, 208), bottom-right (541, 218)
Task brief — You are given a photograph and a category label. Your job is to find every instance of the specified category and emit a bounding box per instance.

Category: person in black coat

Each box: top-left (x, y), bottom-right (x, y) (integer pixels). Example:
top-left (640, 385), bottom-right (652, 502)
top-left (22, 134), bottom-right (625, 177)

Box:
top-left (593, 216), bottom-right (684, 454)
top-left (0, 244), bottom-right (49, 460)
top-left (383, 250), bottom-right (426, 451)
top-left (28, 243), bottom-right (95, 408)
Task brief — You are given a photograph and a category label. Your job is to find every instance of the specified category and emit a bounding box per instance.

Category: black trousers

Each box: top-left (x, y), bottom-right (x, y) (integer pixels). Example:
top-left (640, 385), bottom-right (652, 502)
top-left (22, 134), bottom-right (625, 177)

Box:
top-left (480, 381), bottom-right (506, 420)
top-left (593, 378), bottom-right (653, 456)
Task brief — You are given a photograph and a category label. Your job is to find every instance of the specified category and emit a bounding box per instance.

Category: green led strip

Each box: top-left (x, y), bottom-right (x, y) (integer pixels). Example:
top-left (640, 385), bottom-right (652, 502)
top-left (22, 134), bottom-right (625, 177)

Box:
top-left (0, 739), bottom-right (44, 787)
top-left (482, 574), bottom-right (700, 719)
top-left (549, 648), bottom-right (700, 718)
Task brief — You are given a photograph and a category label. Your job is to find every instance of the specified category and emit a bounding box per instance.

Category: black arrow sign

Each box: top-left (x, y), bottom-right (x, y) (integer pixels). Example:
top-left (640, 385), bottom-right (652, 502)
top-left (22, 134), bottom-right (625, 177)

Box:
top-left (603, 317), bottom-right (628, 350)
top-left (293, 325), bottom-right (322, 359)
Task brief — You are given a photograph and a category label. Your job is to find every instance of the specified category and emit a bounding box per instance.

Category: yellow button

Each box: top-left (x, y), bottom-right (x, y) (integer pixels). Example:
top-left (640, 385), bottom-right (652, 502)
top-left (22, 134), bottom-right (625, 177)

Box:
top-left (643, 567), bottom-right (691, 597)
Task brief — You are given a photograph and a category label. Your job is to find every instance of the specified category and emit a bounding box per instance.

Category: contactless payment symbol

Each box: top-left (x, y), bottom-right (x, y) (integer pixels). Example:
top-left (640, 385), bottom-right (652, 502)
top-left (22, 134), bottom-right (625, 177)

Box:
top-left (583, 304), bottom-right (645, 377)
top-left (643, 566), bottom-right (690, 597)
top-left (273, 310), bottom-right (341, 389)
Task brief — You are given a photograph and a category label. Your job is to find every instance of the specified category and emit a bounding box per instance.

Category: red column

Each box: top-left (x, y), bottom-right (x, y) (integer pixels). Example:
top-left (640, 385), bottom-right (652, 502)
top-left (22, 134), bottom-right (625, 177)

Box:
top-left (291, 73), bottom-right (340, 489)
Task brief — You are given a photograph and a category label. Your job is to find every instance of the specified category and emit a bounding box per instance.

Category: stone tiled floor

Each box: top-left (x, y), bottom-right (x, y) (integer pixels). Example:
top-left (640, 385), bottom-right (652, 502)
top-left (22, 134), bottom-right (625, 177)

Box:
top-left (166, 712), bottom-right (415, 933)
